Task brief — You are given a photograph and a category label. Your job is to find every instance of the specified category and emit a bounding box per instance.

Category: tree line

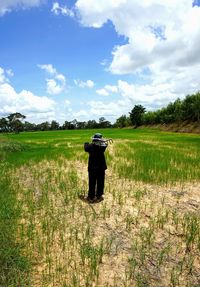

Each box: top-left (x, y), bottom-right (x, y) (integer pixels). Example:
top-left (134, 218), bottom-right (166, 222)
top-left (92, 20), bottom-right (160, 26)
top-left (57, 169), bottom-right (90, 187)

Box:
top-left (0, 114), bottom-right (112, 133)
top-left (0, 92), bottom-right (199, 133)
top-left (116, 92), bottom-right (200, 128)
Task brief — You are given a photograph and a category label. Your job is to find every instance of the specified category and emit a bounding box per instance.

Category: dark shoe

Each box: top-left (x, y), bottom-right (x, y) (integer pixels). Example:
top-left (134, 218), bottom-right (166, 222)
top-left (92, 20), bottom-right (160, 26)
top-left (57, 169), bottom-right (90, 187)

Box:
top-left (96, 196), bottom-right (104, 203)
top-left (86, 197), bottom-right (96, 203)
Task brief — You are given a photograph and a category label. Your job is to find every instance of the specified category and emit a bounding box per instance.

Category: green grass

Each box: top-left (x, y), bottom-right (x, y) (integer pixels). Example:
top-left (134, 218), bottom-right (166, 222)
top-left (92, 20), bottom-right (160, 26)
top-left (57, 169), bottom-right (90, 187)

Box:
top-left (0, 128), bottom-right (200, 286)
top-left (2, 129), bottom-right (200, 183)
top-left (0, 169), bottom-right (30, 286)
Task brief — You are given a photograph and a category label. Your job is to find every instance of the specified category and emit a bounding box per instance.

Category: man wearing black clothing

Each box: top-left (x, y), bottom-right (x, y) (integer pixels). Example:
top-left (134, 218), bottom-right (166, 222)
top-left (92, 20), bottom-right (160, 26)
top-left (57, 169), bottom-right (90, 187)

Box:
top-left (84, 133), bottom-right (107, 203)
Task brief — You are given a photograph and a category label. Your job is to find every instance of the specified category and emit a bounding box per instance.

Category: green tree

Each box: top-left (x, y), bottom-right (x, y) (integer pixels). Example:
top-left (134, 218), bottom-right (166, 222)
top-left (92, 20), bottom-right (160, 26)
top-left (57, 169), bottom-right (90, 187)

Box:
top-left (115, 115), bottom-right (131, 128)
top-left (50, 120), bottom-right (60, 130)
top-left (37, 121), bottom-right (50, 131)
top-left (98, 117), bottom-right (112, 128)
top-left (129, 105), bottom-right (146, 127)
top-left (7, 112), bottom-right (26, 133)
top-left (86, 120), bottom-right (98, 129)
top-left (76, 121), bottom-right (87, 129)
top-left (182, 93), bottom-right (200, 122)
top-left (23, 121), bottom-right (36, 132)
top-left (0, 117), bottom-right (9, 132)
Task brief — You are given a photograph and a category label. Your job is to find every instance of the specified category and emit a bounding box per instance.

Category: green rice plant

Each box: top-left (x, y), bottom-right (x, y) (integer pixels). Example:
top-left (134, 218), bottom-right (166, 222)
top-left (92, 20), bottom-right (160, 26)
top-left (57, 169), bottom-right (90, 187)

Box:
top-left (171, 209), bottom-right (180, 231)
top-left (0, 171), bottom-right (30, 286)
top-left (1, 129), bottom-right (200, 286)
top-left (182, 213), bottom-right (200, 252)
top-left (104, 235), bottom-right (115, 255)
top-left (127, 257), bottom-right (138, 279)
top-left (170, 266), bottom-right (181, 287)
top-left (135, 273), bottom-right (150, 287)
top-left (157, 244), bottom-right (171, 268)
top-left (140, 226), bottom-right (155, 250)
top-left (101, 202), bottom-right (111, 219)
top-left (125, 214), bottom-right (136, 232)
top-left (133, 188), bottom-right (148, 202)
top-left (155, 208), bottom-right (170, 229)
top-left (79, 240), bottom-right (104, 281)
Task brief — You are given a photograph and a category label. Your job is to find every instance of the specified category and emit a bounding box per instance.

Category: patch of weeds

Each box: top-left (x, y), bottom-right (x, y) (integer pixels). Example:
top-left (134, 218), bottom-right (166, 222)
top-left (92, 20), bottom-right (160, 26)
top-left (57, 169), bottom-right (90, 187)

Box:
top-left (0, 174), bottom-right (31, 286)
top-left (0, 141), bottom-right (28, 153)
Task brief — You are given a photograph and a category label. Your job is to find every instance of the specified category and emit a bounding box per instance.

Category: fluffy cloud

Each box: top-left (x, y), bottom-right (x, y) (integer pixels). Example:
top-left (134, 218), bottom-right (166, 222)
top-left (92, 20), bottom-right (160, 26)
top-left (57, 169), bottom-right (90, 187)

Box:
top-left (38, 64), bottom-right (66, 95)
top-left (90, 70), bottom-right (200, 120)
top-left (89, 99), bottom-right (128, 117)
top-left (96, 89), bottom-right (109, 96)
top-left (51, 2), bottom-right (74, 17)
top-left (96, 84), bottom-right (118, 96)
top-left (0, 67), bottom-right (56, 122)
top-left (74, 79), bottom-right (94, 88)
top-left (73, 110), bottom-right (88, 118)
top-left (6, 69), bottom-right (14, 77)
top-left (65, 100), bottom-right (71, 106)
top-left (75, 0), bottom-right (200, 107)
top-left (0, 0), bottom-right (43, 16)
top-left (0, 67), bottom-right (7, 83)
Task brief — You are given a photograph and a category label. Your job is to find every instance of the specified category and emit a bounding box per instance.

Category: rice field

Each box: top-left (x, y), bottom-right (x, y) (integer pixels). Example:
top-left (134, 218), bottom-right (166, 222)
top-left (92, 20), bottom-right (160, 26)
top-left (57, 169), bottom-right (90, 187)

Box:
top-left (0, 128), bottom-right (200, 287)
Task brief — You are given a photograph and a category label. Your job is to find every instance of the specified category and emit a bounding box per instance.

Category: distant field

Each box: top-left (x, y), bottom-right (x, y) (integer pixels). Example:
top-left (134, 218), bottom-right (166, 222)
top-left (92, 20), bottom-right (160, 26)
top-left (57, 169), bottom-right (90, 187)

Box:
top-left (0, 129), bottom-right (200, 286)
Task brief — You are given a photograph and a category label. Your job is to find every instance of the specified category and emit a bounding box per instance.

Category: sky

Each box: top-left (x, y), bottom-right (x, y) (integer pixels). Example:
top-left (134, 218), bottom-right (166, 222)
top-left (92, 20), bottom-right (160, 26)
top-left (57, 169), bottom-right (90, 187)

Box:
top-left (0, 0), bottom-right (200, 124)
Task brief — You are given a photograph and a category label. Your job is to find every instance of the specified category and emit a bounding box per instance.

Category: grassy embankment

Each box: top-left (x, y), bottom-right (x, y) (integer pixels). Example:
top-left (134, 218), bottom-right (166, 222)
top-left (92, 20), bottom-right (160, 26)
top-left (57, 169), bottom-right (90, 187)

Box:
top-left (0, 129), bottom-right (200, 286)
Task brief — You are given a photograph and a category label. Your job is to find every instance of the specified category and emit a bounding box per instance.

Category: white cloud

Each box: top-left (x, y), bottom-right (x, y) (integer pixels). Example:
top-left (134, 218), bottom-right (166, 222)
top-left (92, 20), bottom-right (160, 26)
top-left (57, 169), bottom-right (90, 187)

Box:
top-left (6, 69), bottom-right (14, 77)
top-left (38, 64), bottom-right (57, 75)
top-left (51, 2), bottom-right (74, 17)
top-left (46, 79), bottom-right (64, 95)
top-left (73, 109), bottom-right (88, 118)
top-left (104, 84), bottom-right (118, 93)
top-left (96, 84), bottom-right (118, 96)
top-left (0, 67), bottom-right (56, 122)
top-left (74, 79), bottom-right (94, 88)
top-left (0, 0), bottom-right (43, 16)
top-left (75, 0), bottom-right (200, 107)
top-left (0, 67), bottom-right (7, 83)
top-left (96, 88), bottom-right (109, 96)
top-left (89, 100), bottom-right (126, 117)
top-left (91, 72), bottom-right (200, 120)
top-left (65, 100), bottom-right (71, 106)
top-left (38, 64), bottom-right (66, 95)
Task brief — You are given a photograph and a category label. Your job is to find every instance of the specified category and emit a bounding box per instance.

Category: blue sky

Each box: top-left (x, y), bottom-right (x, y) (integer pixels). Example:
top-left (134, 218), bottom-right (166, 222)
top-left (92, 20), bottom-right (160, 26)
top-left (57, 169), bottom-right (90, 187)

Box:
top-left (0, 0), bottom-right (200, 124)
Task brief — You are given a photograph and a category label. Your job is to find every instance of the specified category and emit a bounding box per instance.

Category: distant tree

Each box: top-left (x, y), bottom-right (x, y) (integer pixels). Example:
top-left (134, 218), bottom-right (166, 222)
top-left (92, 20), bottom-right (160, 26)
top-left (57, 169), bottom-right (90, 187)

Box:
top-left (193, 92), bottom-right (200, 122)
top-left (182, 93), bottom-right (200, 122)
top-left (115, 115), bottom-right (131, 128)
top-left (98, 117), bottom-right (112, 128)
top-left (129, 105), bottom-right (146, 128)
top-left (62, 120), bottom-right (77, 130)
top-left (38, 121), bottom-right (50, 131)
top-left (76, 121), bottom-right (87, 129)
top-left (70, 119), bottom-right (78, 129)
top-left (50, 120), bottom-right (60, 130)
top-left (62, 121), bottom-right (71, 130)
top-left (173, 98), bottom-right (183, 123)
top-left (86, 120), bottom-right (98, 129)
top-left (143, 111), bottom-right (158, 125)
top-left (7, 112), bottom-right (26, 133)
top-left (24, 121), bottom-right (36, 132)
top-left (0, 117), bottom-right (9, 132)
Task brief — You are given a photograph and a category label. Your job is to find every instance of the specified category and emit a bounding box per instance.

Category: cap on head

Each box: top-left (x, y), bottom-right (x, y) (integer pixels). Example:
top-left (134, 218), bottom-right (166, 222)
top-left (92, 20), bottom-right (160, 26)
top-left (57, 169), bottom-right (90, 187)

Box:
top-left (92, 133), bottom-right (103, 141)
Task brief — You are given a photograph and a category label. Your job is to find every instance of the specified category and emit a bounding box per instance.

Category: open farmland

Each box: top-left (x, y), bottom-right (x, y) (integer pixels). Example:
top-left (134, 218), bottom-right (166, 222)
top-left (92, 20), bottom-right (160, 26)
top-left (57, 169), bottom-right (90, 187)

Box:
top-left (0, 128), bottom-right (200, 287)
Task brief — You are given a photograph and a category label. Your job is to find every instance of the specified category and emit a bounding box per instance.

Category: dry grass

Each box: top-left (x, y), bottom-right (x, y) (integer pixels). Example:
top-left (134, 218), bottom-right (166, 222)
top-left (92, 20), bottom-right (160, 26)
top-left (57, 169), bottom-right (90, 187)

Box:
top-left (11, 149), bottom-right (200, 287)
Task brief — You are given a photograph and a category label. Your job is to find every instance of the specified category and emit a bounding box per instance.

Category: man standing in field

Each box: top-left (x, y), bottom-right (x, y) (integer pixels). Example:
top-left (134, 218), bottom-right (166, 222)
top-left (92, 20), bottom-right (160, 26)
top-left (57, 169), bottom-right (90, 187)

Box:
top-left (84, 133), bottom-right (107, 203)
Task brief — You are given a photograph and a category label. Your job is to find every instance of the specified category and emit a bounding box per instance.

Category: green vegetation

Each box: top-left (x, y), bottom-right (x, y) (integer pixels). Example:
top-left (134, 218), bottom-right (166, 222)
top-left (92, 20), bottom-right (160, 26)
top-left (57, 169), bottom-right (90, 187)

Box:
top-left (0, 92), bottom-right (200, 132)
top-left (0, 129), bottom-right (199, 286)
top-left (115, 92), bottom-right (200, 128)
top-left (0, 165), bottom-right (30, 286)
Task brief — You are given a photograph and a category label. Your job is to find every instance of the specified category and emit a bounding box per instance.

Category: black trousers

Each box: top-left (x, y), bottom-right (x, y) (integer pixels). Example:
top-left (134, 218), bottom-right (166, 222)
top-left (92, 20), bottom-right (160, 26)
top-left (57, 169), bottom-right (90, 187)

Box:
top-left (88, 169), bottom-right (105, 199)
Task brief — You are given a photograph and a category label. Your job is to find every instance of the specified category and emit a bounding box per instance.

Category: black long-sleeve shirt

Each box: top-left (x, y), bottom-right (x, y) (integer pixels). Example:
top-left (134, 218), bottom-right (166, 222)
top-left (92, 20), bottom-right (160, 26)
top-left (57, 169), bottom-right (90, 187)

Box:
top-left (84, 142), bottom-right (107, 171)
